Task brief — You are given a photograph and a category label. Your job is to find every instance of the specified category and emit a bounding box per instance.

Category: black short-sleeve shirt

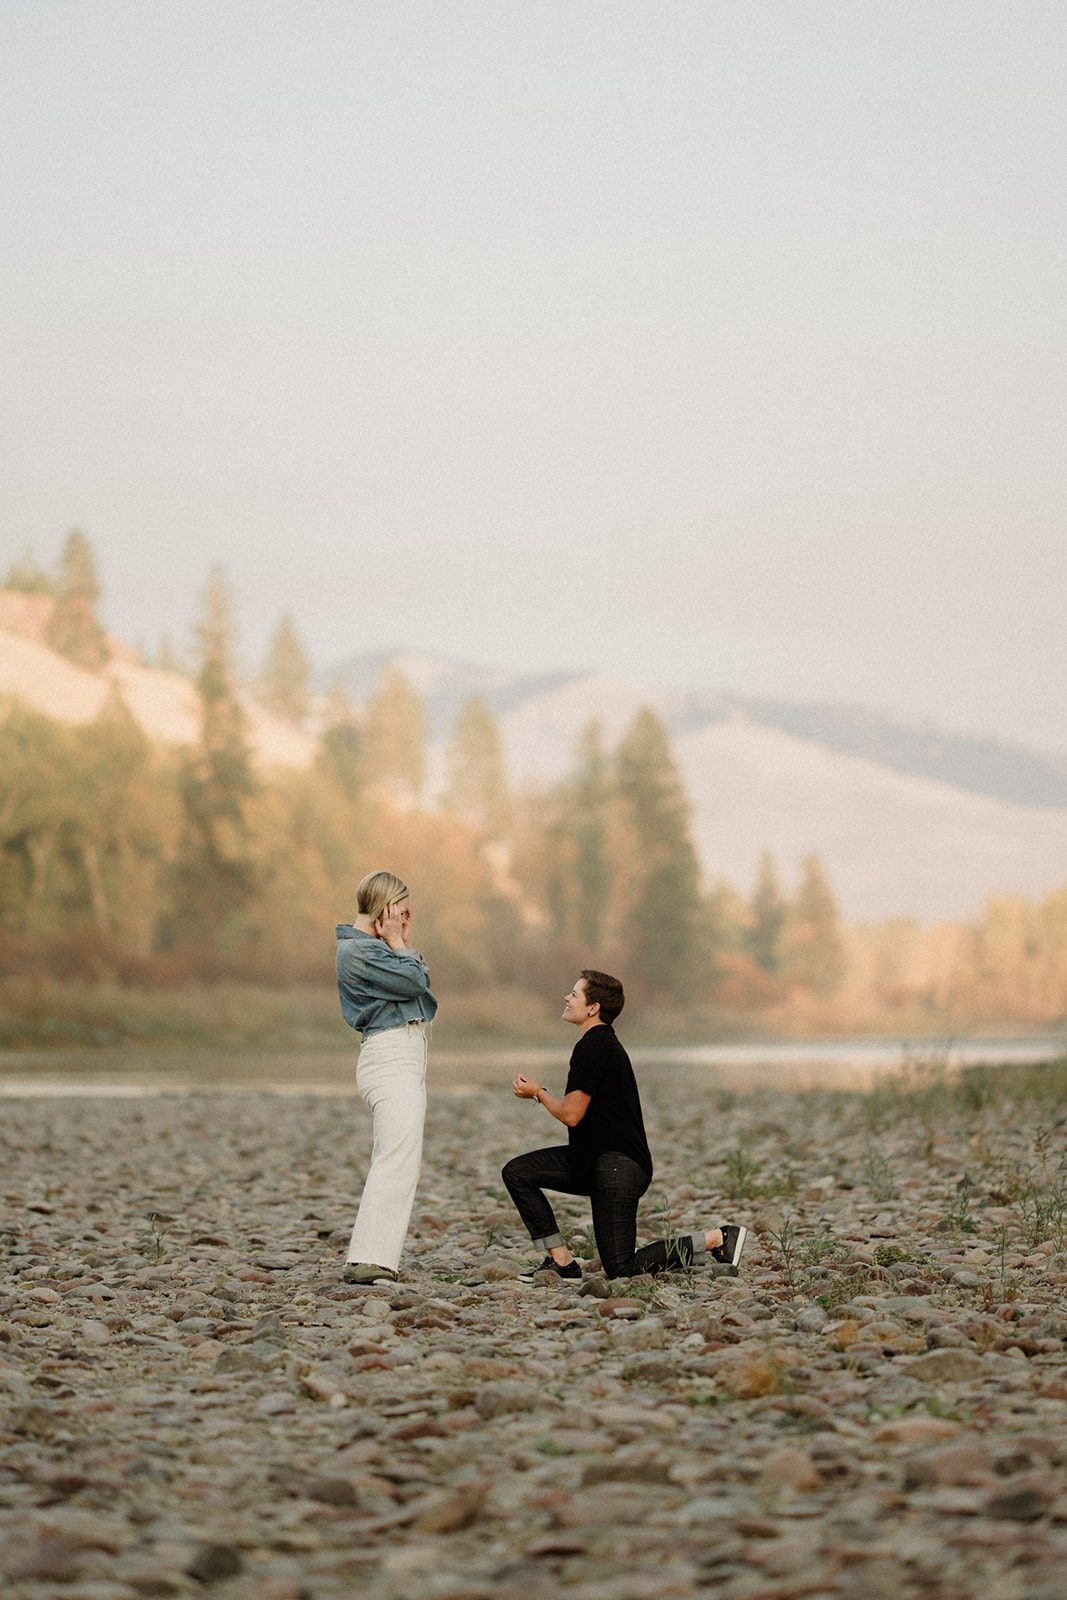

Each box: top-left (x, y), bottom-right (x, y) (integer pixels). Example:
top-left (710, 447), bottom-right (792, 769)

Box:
top-left (565, 1024), bottom-right (653, 1182)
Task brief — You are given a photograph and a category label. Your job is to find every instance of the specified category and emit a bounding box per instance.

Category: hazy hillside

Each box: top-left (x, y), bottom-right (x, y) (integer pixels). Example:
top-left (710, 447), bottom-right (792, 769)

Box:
top-left (327, 649), bottom-right (577, 740)
top-left (332, 650), bottom-right (1067, 809)
top-left (5, 608), bottom-right (1065, 925)
top-left (334, 651), bottom-right (1067, 923)
top-left (0, 621), bottom-right (316, 769)
top-left (677, 715), bottom-right (1067, 924)
top-left (734, 697), bottom-right (1067, 810)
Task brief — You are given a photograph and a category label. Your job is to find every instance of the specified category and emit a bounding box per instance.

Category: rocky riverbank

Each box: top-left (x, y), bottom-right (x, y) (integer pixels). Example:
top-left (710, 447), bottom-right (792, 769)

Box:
top-left (2, 1063), bottom-right (1066, 1599)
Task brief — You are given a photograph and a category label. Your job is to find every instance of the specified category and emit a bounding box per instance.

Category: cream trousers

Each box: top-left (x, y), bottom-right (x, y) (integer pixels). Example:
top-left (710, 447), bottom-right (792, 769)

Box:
top-left (346, 1021), bottom-right (429, 1271)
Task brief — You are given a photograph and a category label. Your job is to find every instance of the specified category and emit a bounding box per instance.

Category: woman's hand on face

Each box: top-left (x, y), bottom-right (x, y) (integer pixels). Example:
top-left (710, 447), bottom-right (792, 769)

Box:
top-left (376, 902), bottom-right (408, 950)
top-left (513, 1074), bottom-right (541, 1100)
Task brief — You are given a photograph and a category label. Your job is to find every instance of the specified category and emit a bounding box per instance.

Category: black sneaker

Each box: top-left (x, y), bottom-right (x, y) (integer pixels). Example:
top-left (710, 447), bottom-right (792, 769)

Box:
top-left (518, 1255), bottom-right (582, 1284)
top-left (711, 1225), bottom-right (748, 1269)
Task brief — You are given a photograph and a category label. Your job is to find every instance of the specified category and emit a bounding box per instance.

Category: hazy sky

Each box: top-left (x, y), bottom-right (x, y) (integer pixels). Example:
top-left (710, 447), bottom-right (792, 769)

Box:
top-left (4, 4), bottom-right (1065, 750)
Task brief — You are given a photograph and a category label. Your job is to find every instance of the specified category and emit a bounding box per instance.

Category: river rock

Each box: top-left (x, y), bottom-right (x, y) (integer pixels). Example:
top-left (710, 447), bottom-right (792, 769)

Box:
top-left (904, 1350), bottom-right (989, 1382)
top-left (903, 1440), bottom-right (995, 1488)
top-left (2, 1070), bottom-right (1064, 1600)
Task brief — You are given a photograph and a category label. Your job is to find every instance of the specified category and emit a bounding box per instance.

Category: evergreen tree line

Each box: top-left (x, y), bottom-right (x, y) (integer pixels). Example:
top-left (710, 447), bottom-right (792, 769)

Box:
top-left (2, 539), bottom-right (1065, 1025)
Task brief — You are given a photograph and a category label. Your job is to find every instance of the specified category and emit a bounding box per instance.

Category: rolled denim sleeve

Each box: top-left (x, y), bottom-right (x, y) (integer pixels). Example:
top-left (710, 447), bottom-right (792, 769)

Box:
top-left (344, 939), bottom-right (432, 1000)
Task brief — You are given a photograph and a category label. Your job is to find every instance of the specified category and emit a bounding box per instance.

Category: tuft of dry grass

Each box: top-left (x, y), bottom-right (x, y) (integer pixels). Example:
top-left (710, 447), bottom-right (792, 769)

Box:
top-left (717, 1345), bottom-right (797, 1399)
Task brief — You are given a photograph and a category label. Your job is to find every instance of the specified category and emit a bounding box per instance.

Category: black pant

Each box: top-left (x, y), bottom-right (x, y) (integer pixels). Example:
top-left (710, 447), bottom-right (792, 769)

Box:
top-left (501, 1145), bottom-right (706, 1278)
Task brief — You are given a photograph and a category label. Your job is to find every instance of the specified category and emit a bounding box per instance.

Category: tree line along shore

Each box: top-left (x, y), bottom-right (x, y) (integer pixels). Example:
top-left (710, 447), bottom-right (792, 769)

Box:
top-left (1, 533), bottom-right (1065, 1048)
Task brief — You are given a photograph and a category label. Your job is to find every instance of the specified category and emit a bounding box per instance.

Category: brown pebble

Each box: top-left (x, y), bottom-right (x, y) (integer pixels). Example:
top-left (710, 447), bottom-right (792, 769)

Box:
top-left (184, 1542), bottom-right (244, 1583)
top-left (597, 1299), bottom-right (644, 1318)
top-left (411, 1482), bottom-right (487, 1534)
top-left (759, 1446), bottom-right (822, 1493)
top-left (5, 1532), bottom-right (84, 1582)
top-left (903, 1441), bottom-right (995, 1489)
top-left (983, 1475), bottom-right (1052, 1522)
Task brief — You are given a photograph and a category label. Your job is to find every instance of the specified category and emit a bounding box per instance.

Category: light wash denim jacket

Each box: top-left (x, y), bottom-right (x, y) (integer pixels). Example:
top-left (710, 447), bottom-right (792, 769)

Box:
top-left (335, 925), bottom-right (438, 1038)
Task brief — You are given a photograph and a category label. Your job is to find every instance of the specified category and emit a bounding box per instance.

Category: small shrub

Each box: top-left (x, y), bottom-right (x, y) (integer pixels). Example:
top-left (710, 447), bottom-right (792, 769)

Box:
top-left (766, 1217), bottom-right (801, 1292)
top-left (817, 1268), bottom-right (870, 1310)
top-left (726, 1146), bottom-right (761, 1201)
top-left (862, 1143), bottom-right (899, 1202)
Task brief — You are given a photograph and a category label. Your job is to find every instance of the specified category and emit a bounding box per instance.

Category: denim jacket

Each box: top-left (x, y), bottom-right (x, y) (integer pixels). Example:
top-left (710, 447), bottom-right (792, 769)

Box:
top-left (335, 925), bottom-right (438, 1038)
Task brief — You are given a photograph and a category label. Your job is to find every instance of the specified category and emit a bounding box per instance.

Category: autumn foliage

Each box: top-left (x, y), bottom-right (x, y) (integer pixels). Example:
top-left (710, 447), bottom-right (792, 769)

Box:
top-left (1, 548), bottom-right (1064, 1033)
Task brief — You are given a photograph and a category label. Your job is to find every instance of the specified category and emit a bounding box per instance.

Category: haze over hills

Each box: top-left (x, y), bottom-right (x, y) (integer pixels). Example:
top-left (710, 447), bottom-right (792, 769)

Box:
top-left (3, 593), bottom-right (1066, 927)
top-left (331, 648), bottom-right (1067, 809)
top-left (332, 650), bottom-right (1067, 924)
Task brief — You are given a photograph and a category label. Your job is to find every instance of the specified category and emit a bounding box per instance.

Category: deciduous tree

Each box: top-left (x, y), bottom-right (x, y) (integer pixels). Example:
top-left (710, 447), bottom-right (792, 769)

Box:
top-left (66, 689), bottom-right (177, 950)
top-left (0, 705), bottom-right (74, 931)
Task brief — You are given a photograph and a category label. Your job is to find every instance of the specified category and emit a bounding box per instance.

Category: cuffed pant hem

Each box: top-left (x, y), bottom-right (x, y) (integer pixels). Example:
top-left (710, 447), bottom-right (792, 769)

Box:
top-left (683, 1230), bottom-right (707, 1260)
top-left (533, 1231), bottom-right (565, 1251)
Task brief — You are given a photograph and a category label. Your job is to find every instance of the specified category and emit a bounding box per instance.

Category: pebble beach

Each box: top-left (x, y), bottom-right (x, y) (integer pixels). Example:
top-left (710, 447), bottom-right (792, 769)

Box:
top-left (2, 1060), bottom-right (1067, 1600)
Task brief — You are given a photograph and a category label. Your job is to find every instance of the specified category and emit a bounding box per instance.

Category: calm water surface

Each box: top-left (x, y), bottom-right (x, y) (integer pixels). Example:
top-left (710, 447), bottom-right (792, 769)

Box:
top-left (0, 1036), bottom-right (1062, 1097)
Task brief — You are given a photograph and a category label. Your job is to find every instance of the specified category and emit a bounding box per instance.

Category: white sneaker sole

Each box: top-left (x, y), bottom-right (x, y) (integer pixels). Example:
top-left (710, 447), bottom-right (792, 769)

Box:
top-left (343, 1267), bottom-right (398, 1286)
top-left (725, 1226), bottom-right (748, 1268)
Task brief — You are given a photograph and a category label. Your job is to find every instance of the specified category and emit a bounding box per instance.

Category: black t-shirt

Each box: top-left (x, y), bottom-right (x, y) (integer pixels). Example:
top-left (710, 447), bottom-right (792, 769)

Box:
top-left (565, 1024), bottom-right (653, 1182)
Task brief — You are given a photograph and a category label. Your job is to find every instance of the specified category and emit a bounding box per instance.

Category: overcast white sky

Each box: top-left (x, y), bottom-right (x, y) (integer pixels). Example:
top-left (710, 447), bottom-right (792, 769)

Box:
top-left (3, 3), bottom-right (1065, 749)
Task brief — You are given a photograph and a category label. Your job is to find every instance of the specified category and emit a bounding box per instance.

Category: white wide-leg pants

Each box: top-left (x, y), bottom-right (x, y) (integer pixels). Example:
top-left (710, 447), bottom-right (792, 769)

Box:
top-left (346, 1021), bottom-right (428, 1271)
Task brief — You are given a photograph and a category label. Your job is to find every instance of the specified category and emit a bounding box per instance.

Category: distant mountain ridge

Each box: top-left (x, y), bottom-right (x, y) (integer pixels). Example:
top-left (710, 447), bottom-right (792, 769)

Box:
top-left (326, 649), bottom-right (577, 741)
top-left (327, 650), bottom-right (1067, 922)
top-left (329, 650), bottom-right (1067, 811)
top-left (732, 698), bottom-right (1067, 811)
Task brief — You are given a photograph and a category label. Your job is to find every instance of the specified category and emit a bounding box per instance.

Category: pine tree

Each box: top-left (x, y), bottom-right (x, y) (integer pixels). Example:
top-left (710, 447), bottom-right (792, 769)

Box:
top-left (749, 850), bottom-right (786, 974)
top-left (783, 853), bottom-right (846, 996)
top-left (363, 667), bottom-right (427, 802)
top-left (44, 529), bottom-right (109, 669)
top-left (316, 680), bottom-right (366, 794)
top-left (569, 720), bottom-right (612, 948)
top-left (615, 706), bottom-right (705, 1000)
top-left (532, 721), bottom-right (619, 953)
top-left (259, 612), bottom-right (311, 727)
top-left (171, 566), bottom-right (258, 942)
top-left (442, 696), bottom-right (511, 837)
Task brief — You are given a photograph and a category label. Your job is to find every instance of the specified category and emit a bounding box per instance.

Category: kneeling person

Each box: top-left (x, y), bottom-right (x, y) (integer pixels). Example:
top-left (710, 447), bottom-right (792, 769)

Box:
top-left (503, 970), bottom-right (746, 1282)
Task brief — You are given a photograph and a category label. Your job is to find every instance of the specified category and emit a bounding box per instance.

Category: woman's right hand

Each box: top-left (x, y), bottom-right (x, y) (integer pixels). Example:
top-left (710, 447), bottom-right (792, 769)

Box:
top-left (375, 902), bottom-right (408, 950)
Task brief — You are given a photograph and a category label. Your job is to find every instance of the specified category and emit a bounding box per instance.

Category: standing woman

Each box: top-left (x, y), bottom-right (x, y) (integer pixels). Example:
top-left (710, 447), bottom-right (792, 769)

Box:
top-left (336, 871), bottom-right (437, 1285)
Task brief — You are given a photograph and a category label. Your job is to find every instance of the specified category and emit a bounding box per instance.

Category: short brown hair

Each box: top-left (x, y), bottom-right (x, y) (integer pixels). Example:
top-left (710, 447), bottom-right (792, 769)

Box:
top-left (580, 969), bottom-right (625, 1025)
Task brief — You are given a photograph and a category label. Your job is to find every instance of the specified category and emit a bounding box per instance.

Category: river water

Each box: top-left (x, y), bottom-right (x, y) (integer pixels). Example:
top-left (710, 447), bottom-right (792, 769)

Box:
top-left (0, 1035), bottom-right (1062, 1097)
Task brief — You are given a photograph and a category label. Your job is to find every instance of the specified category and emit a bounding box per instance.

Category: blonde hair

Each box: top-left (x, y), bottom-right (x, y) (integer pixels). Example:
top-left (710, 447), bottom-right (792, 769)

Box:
top-left (356, 870), bottom-right (410, 924)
